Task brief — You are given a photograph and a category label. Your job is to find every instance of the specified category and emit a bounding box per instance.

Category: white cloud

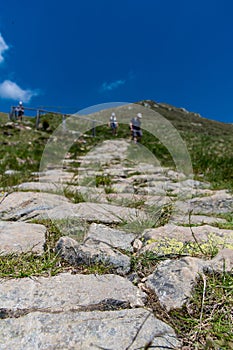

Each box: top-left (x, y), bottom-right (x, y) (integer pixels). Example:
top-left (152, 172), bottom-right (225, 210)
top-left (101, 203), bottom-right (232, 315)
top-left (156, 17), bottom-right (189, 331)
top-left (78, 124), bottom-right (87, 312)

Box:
top-left (0, 35), bottom-right (40, 103)
top-left (101, 79), bottom-right (126, 92)
top-left (0, 33), bottom-right (9, 64)
top-left (0, 80), bottom-right (39, 102)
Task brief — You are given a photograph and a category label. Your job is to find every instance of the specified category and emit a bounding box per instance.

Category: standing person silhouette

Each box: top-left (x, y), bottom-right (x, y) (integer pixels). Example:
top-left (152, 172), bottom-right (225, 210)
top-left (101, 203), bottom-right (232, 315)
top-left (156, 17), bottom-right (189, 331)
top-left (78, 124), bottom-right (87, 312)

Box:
top-left (129, 113), bottom-right (142, 143)
top-left (108, 112), bottom-right (118, 136)
top-left (16, 101), bottom-right (24, 121)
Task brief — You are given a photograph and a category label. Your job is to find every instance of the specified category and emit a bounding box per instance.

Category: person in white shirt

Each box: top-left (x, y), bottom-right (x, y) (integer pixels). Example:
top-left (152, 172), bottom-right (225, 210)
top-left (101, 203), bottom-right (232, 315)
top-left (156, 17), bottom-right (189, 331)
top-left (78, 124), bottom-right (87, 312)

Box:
top-left (16, 101), bottom-right (24, 121)
top-left (108, 112), bottom-right (118, 136)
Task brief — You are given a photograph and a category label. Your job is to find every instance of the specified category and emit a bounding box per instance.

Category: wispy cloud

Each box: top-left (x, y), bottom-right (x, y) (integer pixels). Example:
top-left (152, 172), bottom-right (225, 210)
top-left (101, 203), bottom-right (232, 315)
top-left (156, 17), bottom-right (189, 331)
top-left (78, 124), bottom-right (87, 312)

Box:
top-left (0, 80), bottom-right (39, 102)
top-left (0, 33), bottom-right (9, 64)
top-left (101, 79), bottom-right (126, 92)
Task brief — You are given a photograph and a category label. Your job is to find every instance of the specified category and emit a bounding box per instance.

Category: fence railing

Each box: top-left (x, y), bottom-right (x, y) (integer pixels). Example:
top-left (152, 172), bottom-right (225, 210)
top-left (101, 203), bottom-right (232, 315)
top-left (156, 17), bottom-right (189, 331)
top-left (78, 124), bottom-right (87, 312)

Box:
top-left (9, 106), bottom-right (97, 136)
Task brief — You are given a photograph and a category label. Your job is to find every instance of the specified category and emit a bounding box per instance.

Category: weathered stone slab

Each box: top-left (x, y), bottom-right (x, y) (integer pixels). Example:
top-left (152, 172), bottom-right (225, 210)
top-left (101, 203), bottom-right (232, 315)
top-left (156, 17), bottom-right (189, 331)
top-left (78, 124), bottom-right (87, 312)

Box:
top-left (136, 164), bottom-right (169, 175)
top-left (127, 173), bottom-right (170, 183)
top-left (141, 224), bottom-right (233, 254)
top-left (106, 192), bottom-right (151, 202)
top-left (39, 202), bottom-right (147, 224)
top-left (38, 169), bottom-right (77, 183)
top-left (180, 179), bottom-right (210, 189)
top-left (166, 169), bottom-right (186, 180)
top-left (125, 166), bottom-right (164, 177)
top-left (177, 190), bottom-right (233, 214)
top-left (0, 221), bottom-right (46, 254)
top-left (145, 257), bottom-right (205, 311)
top-left (170, 214), bottom-right (227, 226)
top-left (56, 236), bottom-right (131, 274)
top-left (144, 195), bottom-right (172, 207)
top-left (0, 191), bottom-right (69, 221)
top-left (14, 182), bottom-right (105, 201)
top-left (85, 223), bottom-right (136, 251)
top-left (100, 166), bottom-right (127, 177)
top-left (111, 182), bottom-right (135, 193)
top-left (136, 181), bottom-right (179, 196)
top-left (70, 185), bottom-right (104, 196)
top-left (0, 309), bottom-right (180, 350)
top-left (137, 179), bottom-right (211, 198)
top-left (15, 182), bottom-right (64, 192)
top-left (145, 249), bottom-right (233, 311)
top-left (0, 273), bottom-right (146, 311)
top-left (205, 248), bottom-right (233, 273)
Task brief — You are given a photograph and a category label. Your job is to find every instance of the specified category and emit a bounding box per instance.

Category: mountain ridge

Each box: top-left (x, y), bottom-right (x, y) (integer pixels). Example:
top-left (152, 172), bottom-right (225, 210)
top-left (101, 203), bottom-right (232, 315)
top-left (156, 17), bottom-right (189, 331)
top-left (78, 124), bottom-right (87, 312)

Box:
top-left (137, 99), bottom-right (233, 135)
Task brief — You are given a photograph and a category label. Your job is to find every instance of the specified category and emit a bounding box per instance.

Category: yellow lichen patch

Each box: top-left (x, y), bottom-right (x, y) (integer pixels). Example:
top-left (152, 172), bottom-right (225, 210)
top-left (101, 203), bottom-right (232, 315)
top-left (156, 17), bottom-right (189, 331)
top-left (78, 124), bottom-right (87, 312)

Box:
top-left (145, 232), bottom-right (233, 258)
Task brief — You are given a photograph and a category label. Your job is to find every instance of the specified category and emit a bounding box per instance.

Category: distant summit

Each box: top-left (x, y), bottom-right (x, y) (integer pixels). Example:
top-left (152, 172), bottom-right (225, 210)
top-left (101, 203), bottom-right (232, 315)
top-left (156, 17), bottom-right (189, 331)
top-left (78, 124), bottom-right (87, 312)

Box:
top-left (136, 99), bottom-right (233, 137)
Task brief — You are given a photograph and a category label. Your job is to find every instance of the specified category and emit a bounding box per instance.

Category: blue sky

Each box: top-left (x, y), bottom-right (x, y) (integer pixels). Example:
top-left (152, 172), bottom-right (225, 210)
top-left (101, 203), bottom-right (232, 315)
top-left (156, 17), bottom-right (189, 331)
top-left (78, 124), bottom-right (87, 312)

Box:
top-left (0, 0), bottom-right (233, 123)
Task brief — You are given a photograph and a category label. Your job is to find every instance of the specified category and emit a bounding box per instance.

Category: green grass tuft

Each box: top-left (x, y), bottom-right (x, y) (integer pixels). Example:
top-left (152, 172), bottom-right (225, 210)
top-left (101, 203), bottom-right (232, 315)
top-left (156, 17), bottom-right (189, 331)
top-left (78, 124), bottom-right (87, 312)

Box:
top-left (170, 272), bottom-right (233, 349)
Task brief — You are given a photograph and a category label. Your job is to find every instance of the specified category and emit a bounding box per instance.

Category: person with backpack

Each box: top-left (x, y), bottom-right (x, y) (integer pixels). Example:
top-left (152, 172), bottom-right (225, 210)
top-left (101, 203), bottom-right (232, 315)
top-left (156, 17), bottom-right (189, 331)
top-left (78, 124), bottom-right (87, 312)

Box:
top-left (16, 101), bottom-right (24, 121)
top-left (108, 112), bottom-right (118, 136)
top-left (129, 112), bottom-right (142, 143)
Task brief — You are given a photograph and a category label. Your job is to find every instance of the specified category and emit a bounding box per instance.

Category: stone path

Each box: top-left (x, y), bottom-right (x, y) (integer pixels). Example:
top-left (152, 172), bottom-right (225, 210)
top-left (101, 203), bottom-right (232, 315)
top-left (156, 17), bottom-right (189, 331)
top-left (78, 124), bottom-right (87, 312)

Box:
top-left (0, 139), bottom-right (232, 349)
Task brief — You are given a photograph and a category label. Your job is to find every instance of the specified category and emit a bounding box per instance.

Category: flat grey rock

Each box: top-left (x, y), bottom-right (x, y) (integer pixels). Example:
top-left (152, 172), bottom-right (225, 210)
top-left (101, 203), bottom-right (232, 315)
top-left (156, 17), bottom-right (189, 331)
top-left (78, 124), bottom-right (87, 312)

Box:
top-left (38, 169), bottom-right (77, 183)
top-left (166, 169), bottom-right (186, 180)
top-left (0, 191), bottom-right (69, 221)
top-left (146, 257), bottom-right (205, 311)
top-left (106, 193), bottom-right (170, 208)
top-left (172, 187), bottom-right (215, 197)
top-left (145, 249), bottom-right (233, 311)
top-left (180, 179), bottom-right (210, 189)
top-left (136, 181), bottom-right (178, 196)
top-left (177, 190), bottom-right (233, 214)
top-left (127, 173), bottom-right (170, 183)
top-left (0, 273), bottom-right (146, 311)
top-left (1, 193), bottom-right (147, 224)
top-left (38, 202), bottom-right (147, 224)
top-left (141, 224), bottom-right (233, 254)
top-left (170, 214), bottom-right (227, 225)
top-left (144, 195), bottom-right (172, 207)
top-left (0, 221), bottom-right (46, 254)
top-left (14, 181), bottom-right (64, 192)
top-left (205, 248), bottom-right (233, 273)
top-left (111, 182), bottom-right (135, 193)
top-left (14, 182), bottom-right (105, 201)
top-left (56, 236), bottom-right (131, 274)
top-left (0, 309), bottom-right (180, 350)
top-left (85, 223), bottom-right (136, 251)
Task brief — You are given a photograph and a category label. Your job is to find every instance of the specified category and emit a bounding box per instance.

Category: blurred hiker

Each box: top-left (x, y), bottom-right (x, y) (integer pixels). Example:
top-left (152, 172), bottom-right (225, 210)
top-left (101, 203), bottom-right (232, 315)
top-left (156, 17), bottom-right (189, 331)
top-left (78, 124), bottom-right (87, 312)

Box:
top-left (16, 101), bottom-right (24, 121)
top-left (108, 112), bottom-right (118, 136)
top-left (129, 113), bottom-right (142, 143)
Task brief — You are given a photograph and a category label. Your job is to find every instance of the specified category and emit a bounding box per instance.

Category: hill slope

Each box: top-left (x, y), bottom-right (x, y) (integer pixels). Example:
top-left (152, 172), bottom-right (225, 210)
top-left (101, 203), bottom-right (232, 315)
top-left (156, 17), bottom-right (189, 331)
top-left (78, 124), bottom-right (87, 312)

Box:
top-left (136, 100), bottom-right (233, 188)
top-left (0, 100), bottom-right (232, 190)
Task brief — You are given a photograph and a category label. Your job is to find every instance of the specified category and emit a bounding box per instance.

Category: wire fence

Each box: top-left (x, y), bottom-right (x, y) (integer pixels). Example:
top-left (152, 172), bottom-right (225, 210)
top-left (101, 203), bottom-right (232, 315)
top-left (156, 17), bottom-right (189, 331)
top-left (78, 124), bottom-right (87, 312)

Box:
top-left (9, 106), bottom-right (98, 136)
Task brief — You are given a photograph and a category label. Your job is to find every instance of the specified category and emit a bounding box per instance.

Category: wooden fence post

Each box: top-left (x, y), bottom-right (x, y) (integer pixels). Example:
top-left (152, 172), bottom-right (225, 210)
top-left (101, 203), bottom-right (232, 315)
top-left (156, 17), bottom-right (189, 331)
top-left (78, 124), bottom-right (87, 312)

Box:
top-left (9, 106), bottom-right (16, 121)
top-left (92, 120), bottom-right (96, 137)
top-left (35, 109), bottom-right (41, 129)
top-left (62, 114), bottom-right (66, 131)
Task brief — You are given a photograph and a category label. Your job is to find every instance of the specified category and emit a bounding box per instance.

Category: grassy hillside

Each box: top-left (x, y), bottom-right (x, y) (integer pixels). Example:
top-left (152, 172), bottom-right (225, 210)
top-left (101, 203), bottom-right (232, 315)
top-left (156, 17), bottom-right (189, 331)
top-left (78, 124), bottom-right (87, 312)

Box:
top-left (137, 100), bottom-right (233, 189)
top-left (0, 101), bottom-right (232, 190)
top-left (74, 100), bottom-right (233, 190)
